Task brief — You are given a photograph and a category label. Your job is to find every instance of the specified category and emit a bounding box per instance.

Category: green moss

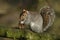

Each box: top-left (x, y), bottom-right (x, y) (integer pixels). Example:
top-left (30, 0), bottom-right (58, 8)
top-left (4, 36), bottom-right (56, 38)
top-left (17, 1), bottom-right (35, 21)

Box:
top-left (25, 30), bottom-right (55, 40)
top-left (6, 29), bottom-right (24, 38)
top-left (40, 33), bottom-right (54, 40)
top-left (25, 30), bottom-right (40, 40)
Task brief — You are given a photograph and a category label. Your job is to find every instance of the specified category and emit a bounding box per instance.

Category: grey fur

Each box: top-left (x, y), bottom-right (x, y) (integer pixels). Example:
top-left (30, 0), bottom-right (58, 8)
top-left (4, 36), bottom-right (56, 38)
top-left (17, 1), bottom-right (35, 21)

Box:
top-left (39, 6), bottom-right (55, 31)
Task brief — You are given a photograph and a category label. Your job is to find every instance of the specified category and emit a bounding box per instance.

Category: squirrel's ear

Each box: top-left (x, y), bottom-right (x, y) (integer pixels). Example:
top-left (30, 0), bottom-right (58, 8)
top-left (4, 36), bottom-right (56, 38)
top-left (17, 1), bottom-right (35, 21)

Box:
top-left (23, 9), bottom-right (26, 12)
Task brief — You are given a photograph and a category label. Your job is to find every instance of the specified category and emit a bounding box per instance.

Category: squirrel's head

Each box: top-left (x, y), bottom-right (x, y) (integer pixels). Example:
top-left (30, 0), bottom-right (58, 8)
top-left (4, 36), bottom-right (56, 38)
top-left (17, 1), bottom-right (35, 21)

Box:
top-left (20, 9), bottom-right (28, 24)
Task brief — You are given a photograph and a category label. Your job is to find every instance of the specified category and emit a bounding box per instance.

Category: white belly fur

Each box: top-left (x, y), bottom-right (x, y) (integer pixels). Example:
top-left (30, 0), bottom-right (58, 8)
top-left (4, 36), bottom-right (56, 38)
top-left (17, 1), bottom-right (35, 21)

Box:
top-left (30, 16), bottom-right (43, 33)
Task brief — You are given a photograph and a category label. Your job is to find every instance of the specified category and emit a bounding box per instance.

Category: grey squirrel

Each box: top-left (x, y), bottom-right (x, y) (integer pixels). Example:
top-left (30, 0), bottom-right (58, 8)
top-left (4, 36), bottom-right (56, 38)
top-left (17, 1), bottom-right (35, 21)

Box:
top-left (19, 6), bottom-right (55, 33)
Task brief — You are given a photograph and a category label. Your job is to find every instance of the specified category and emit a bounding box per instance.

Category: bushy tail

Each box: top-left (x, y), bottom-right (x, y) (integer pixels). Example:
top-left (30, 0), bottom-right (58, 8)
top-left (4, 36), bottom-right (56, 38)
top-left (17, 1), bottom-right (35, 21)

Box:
top-left (39, 6), bottom-right (55, 31)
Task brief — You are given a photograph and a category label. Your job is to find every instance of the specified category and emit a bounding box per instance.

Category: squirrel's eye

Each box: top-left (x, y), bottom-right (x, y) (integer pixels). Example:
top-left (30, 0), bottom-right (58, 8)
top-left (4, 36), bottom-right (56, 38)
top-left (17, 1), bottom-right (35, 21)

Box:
top-left (22, 15), bottom-right (24, 16)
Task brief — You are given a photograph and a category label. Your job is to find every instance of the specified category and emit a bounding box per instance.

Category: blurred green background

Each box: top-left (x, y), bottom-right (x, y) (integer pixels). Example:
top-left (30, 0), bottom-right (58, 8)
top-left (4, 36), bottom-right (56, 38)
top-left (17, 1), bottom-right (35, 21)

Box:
top-left (0, 0), bottom-right (60, 40)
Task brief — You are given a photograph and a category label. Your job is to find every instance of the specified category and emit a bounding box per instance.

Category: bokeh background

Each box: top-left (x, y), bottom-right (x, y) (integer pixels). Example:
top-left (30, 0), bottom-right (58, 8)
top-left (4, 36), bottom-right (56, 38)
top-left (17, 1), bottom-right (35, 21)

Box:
top-left (0, 0), bottom-right (60, 40)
